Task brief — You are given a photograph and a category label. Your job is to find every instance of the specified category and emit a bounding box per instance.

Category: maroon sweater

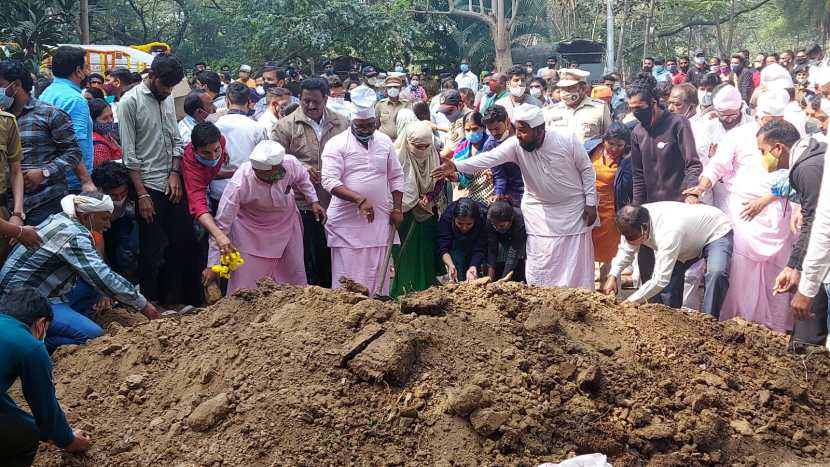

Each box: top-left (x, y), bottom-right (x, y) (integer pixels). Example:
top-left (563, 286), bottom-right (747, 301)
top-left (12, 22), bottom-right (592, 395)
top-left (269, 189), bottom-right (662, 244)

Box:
top-left (630, 110), bottom-right (702, 206)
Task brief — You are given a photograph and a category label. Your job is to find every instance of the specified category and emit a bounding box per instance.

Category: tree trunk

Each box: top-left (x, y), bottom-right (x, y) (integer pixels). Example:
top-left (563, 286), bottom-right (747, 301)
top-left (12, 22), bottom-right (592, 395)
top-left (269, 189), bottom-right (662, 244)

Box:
top-left (80, 0), bottom-right (90, 44)
top-left (725, 0), bottom-right (736, 57)
top-left (492, 23), bottom-right (513, 72)
top-left (642, 0), bottom-right (656, 60)
top-left (616, 0), bottom-right (629, 77)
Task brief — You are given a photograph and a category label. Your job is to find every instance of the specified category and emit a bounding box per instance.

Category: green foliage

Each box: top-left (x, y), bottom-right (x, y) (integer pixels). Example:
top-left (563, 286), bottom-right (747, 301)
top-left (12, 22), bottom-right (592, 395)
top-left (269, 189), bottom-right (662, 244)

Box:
top-left (0, 0), bottom-right (79, 66)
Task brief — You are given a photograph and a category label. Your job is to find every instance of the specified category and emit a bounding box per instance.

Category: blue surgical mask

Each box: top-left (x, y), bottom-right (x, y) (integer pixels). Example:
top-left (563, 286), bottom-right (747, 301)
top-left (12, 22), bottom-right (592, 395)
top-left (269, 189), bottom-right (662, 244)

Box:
top-left (195, 153), bottom-right (221, 168)
top-left (460, 64), bottom-right (470, 73)
top-left (730, 63), bottom-right (741, 73)
top-left (93, 121), bottom-right (118, 135)
top-left (466, 130), bottom-right (484, 144)
top-left (654, 65), bottom-right (665, 73)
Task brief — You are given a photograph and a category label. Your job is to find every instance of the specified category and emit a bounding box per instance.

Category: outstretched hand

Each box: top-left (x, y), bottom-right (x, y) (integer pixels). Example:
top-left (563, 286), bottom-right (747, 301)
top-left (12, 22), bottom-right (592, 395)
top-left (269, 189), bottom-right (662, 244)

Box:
top-left (431, 160), bottom-right (457, 180)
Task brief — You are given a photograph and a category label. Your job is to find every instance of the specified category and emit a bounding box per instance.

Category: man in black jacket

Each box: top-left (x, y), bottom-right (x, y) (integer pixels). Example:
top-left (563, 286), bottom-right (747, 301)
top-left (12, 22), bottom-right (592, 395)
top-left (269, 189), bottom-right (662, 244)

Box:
top-left (758, 120), bottom-right (829, 349)
top-left (729, 54), bottom-right (755, 103)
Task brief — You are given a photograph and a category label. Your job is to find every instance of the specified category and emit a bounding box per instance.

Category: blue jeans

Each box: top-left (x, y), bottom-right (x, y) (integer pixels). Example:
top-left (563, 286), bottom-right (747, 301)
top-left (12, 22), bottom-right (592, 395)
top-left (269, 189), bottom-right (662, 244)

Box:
top-left (45, 281), bottom-right (103, 353)
top-left (654, 232), bottom-right (733, 319)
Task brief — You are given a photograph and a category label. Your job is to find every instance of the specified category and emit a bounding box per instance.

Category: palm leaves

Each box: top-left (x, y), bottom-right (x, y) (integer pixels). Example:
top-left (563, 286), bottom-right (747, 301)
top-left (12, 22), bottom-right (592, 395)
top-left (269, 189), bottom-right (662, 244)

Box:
top-left (0, 0), bottom-right (78, 65)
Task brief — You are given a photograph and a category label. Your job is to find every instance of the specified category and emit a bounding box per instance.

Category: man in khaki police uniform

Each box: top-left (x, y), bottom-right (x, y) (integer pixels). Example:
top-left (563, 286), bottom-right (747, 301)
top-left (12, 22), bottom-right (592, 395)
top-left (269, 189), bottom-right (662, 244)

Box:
top-left (375, 76), bottom-right (410, 141)
top-left (543, 68), bottom-right (612, 142)
top-left (0, 110), bottom-right (25, 259)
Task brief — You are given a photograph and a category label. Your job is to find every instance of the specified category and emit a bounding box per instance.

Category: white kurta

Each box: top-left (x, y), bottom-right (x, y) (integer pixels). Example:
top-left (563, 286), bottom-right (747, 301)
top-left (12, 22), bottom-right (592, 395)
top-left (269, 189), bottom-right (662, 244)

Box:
top-left (454, 129), bottom-right (598, 288)
top-left (321, 131), bottom-right (405, 295)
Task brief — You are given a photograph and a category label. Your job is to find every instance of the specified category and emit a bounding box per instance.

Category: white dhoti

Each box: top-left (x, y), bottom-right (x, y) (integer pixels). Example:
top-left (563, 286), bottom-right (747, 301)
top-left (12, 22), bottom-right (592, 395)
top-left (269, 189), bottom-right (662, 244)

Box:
top-left (526, 232), bottom-right (595, 288)
top-left (331, 246), bottom-right (392, 296)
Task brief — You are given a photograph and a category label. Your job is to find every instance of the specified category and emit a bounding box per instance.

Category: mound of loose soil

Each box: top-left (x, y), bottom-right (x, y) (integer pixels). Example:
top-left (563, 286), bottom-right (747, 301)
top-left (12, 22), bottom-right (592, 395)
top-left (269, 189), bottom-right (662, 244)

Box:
top-left (28, 280), bottom-right (830, 466)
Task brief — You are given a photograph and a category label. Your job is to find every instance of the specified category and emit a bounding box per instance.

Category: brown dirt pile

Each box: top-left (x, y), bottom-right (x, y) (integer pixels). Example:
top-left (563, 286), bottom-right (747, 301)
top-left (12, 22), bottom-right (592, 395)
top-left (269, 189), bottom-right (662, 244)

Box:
top-left (30, 280), bottom-right (830, 466)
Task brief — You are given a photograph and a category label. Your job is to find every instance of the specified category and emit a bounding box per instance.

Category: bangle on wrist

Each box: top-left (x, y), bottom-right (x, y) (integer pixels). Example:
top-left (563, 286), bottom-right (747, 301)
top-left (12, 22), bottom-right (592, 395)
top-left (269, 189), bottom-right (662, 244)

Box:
top-left (138, 193), bottom-right (151, 200)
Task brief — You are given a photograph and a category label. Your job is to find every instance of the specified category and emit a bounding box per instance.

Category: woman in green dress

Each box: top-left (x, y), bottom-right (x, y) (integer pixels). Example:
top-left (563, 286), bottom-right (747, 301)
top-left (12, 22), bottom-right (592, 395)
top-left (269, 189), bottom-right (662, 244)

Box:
top-left (390, 121), bottom-right (443, 297)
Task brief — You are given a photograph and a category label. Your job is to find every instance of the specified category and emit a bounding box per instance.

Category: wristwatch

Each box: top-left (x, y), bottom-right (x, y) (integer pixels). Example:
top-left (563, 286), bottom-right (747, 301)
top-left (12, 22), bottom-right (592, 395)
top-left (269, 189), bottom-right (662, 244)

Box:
top-left (11, 211), bottom-right (25, 221)
top-left (41, 168), bottom-right (50, 178)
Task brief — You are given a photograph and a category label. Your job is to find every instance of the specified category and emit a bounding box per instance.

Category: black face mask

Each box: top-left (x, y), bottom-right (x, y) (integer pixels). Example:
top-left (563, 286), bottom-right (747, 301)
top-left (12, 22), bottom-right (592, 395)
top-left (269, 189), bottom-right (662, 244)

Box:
top-left (633, 105), bottom-right (654, 127)
top-left (351, 125), bottom-right (373, 145)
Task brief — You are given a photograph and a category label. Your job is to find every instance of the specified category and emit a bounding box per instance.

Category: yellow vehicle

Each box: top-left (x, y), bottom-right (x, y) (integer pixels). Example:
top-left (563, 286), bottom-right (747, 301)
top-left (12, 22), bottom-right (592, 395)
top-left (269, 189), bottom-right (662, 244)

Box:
top-left (44, 42), bottom-right (172, 74)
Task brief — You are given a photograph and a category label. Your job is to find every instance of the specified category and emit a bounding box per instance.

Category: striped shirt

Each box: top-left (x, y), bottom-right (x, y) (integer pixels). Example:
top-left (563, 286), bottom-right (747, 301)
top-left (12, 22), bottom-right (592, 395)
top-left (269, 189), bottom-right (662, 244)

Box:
top-left (14, 97), bottom-right (83, 212)
top-left (0, 213), bottom-right (147, 310)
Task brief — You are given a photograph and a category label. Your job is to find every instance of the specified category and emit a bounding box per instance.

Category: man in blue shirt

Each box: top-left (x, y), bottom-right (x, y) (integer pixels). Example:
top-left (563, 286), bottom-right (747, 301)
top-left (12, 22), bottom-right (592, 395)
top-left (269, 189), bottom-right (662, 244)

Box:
top-left (39, 46), bottom-right (94, 193)
top-left (0, 289), bottom-right (90, 466)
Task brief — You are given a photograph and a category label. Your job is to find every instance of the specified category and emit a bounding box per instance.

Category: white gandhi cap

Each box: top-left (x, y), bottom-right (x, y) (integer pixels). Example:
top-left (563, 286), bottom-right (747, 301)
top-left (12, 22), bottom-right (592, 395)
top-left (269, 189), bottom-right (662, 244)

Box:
top-left (249, 140), bottom-right (286, 169)
top-left (350, 85), bottom-right (378, 119)
top-left (511, 103), bottom-right (545, 128)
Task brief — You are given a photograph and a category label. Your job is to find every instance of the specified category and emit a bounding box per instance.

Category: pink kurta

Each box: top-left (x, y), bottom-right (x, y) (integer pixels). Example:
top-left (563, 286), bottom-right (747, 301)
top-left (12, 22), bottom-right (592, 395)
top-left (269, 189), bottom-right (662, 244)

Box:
top-left (702, 121), bottom-right (794, 332)
top-left (453, 129), bottom-right (598, 288)
top-left (321, 131), bottom-right (405, 295)
top-left (209, 157), bottom-right (317, 293)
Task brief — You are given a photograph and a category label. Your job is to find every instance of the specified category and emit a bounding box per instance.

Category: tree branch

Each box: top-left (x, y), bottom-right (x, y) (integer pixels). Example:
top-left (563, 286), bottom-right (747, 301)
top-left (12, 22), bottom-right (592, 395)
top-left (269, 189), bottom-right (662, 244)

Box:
top-left (655, 0), bottom-right (772, 39)
top-left (409, 3), bottom-right (494, 27)
top-left (625, 0), bottom-right (773, 54)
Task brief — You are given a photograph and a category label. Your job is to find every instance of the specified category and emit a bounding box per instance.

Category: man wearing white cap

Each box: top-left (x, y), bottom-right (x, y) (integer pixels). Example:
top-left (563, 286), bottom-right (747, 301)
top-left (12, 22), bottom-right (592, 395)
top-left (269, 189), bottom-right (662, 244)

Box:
top-left (432, 103), bottom-right (598, 289)
top-left (204, 140), bottom-right (324, 294)
top-left (236, 64), bottom-right (256, 89)
top-left (752, 63), bottom-right (806, 136)
top-left (544, 68), bottom-right (611, 142)
top-left (272, 77), bottom-right (349, 288)
top-left (683, 88), bottom-right (795, 333)
top-left (321, 85), bottom-right (405, 295)
top-left (0, 192), bottom-right (160, 351)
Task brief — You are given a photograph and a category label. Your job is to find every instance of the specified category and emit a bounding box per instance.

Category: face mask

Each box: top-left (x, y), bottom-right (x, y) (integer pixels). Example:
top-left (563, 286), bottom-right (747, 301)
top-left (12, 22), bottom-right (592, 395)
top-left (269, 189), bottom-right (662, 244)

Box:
top-left (352, 126), bottom-right (373, 144)
top-left (111, 197), bottom-right (127, 220)
top-left (508, 85), bottom-right (525, 97)
top-left (410, 80), bottom-right (419, 88)
top-left (719, 66), bottom-right (729, 74)
top-left (698, 90), bottom-right (713, 107)
top-left (669, 65), bottom-right (678, 73)
top-left (465, 130), bottom-right (484, 144)
top-left (526, 67), bottom-right (534, 74)
top-left (93, 121), bottom-right (118, 135)
top-left (394, 66), bottom-right (404, 73)
top-left (443, 109), bottom-right (462, 123)
top-left (387, 87), bottom-right (400, 98)
top-left (103, 83), bottom-right (118, 96)
top-left (0, 87), bottom-right (13, 110)
top-left (258, 167), bottom-right (286, 183)
top-left (761, 150), bottom-right (779, 172)
top-left (694, 56), bottom-right (705, 65)
top-left (460, 64), bottom-right (470, 73)
top-left (529, 88), bottom-right (543, 98)
top-left (195, 153), bottom-right (221, 168)
top-left (654, 65), bottom-right (664, 73)
top-left (795, 58), bottom-right (807, 65)
top-left (256, 85), bottom-right (264, 96)
top-left (325, 69), bottom-right (335, 76)
top-left (547, 63), bottom-right (556, 69)
top-left (633, 105), bottom-right (654, 127)
top-left (730, 64), bottom-right (741, 73)
top-left (560, 90), bottom-right (580, 104)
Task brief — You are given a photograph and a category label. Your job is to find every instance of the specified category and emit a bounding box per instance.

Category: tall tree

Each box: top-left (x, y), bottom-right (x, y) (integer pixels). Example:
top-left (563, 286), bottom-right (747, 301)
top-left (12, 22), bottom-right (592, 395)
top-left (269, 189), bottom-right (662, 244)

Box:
top-left (410, 0), bottom-right (544, 71)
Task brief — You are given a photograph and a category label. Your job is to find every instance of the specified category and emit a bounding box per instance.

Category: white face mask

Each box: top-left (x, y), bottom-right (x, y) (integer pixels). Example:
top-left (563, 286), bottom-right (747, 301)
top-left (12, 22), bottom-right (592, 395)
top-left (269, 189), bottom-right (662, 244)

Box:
top-left (529, 88), bottom-right (543, 98)
top-left (411, 80), bottom-right (419, 87)
top-left (387, 87), bottom-right (400, 98)
top-left (695, 56), bottom-right (705, 65)
top-left (255, 85), bottom-right (264, 96)
top-left (509, 85), bottom-right (525, 97)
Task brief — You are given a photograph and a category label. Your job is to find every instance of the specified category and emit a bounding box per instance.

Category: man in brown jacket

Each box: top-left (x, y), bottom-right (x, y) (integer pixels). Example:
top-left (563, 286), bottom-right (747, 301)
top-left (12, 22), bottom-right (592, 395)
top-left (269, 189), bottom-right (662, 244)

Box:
top-left (271, 77), bottom-right (349, 287)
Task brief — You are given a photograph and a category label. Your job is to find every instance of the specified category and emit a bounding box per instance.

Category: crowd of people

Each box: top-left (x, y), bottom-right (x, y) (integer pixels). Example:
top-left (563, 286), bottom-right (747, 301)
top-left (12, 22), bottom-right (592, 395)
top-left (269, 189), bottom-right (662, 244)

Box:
top-left (2, 42), bottom-right (830, 464)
